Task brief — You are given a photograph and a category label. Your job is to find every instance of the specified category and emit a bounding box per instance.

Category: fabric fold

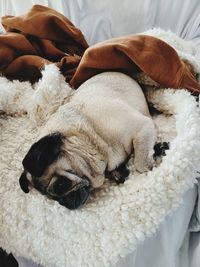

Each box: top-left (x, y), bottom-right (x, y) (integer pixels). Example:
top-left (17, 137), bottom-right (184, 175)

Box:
top-left (70, 35), bottom-right (200, 91)
top-left (0, 4), bottom-right (89, 83)
top-left (0, 4), bottom-right (199, 92)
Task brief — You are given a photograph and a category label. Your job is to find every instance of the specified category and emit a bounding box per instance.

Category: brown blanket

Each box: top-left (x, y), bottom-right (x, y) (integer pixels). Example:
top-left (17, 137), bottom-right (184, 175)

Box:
top-left (1, 4), bottom-right (200, 92)
top-left (1, 5), bottom-right (88, 83)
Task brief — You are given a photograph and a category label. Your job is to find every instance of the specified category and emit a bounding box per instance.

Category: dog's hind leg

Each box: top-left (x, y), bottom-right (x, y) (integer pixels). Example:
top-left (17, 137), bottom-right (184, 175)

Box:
top-left (133, 116), bottom-right (156, 173)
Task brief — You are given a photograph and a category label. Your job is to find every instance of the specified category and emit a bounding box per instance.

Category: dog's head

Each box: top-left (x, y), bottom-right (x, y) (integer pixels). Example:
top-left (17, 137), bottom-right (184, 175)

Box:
top-left (19, 132), bottom-right (97, 209)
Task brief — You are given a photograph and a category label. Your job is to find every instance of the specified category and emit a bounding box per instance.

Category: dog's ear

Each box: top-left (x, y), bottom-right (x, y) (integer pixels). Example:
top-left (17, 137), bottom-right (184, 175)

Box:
top-left (22, 132), bottom-right (64, 177)
top-left (19, 171), bottom-right (30, 193)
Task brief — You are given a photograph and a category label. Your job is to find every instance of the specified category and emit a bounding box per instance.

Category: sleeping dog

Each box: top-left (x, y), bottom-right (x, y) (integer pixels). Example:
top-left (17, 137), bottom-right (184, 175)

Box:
top-left (19, 72), bottom-right (156, 209)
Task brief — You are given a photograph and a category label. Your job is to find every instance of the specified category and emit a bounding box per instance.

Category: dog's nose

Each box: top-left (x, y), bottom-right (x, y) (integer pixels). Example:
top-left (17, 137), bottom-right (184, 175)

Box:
top-left (53, 176), bottom-right (72, 196)
top-left (58, 186), bottom-right (90, 209)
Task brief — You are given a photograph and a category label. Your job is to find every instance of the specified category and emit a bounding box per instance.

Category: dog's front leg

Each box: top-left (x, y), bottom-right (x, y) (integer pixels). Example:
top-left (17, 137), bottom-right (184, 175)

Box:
top-left (133, 117), bottom-right (156, 173)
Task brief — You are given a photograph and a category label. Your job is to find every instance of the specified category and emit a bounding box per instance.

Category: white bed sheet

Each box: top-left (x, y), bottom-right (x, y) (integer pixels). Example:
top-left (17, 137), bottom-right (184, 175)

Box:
top-left (1, 0), bottom-right (200, 48)
top-left (1, 1), bottom-right (200, 267)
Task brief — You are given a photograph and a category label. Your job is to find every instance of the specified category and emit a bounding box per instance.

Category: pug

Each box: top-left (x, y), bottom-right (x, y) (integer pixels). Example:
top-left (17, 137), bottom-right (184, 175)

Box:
top-left (19, 72), bottom-right (156, 209)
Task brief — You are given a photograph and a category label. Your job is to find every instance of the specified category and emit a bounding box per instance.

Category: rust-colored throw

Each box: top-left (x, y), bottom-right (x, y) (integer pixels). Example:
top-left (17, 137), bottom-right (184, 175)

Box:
top-left (70, 35), bottom-right (200, 92)
top-left (1, 5), bottom-right (88, 83)
top-left (1, 4), bottom-right (200, 92)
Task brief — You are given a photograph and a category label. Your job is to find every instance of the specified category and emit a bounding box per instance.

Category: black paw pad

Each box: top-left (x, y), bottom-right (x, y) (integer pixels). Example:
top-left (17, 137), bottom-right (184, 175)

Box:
top-left (105, 163), bottom-right (130, 184)
top-left (153, 142), bottom-right (170, 158)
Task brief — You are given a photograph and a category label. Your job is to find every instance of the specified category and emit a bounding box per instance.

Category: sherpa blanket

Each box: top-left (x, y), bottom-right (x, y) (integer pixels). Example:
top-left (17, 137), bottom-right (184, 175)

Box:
top-left (1, 5), bottom-right (200, 92)
top-left (0, 29), bottom-right (200, 267)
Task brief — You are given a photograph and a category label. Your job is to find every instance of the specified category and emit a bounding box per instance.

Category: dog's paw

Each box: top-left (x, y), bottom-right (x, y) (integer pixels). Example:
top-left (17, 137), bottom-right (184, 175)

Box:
top-left (105, 163), bottom-right (130, 184)
top-left (153, 142), bottom-right (170, 159)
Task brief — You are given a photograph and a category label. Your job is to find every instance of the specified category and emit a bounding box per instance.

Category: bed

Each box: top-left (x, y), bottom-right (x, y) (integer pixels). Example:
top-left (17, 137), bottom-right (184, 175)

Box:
top-left (0, 1), bottom-right (200, 267)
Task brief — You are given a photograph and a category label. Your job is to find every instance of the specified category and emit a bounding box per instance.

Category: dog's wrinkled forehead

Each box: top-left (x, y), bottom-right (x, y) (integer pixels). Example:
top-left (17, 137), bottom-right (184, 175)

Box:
top-left (22, 132), bottom-right (64, 177)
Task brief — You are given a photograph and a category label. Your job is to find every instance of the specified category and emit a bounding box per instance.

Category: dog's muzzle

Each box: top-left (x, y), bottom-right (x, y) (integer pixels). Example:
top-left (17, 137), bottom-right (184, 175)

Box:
top-left (53, 175), bottom-right (91, 209)
top-left (58, 185), bottom-right (91, 209)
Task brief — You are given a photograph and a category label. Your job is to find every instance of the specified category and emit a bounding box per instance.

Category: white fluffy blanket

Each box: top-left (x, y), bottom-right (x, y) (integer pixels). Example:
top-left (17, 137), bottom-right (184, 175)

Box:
top-left (0, 29), bottom-right (200, 267)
